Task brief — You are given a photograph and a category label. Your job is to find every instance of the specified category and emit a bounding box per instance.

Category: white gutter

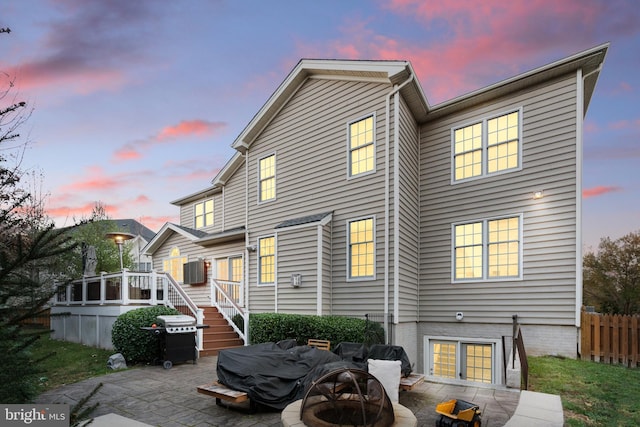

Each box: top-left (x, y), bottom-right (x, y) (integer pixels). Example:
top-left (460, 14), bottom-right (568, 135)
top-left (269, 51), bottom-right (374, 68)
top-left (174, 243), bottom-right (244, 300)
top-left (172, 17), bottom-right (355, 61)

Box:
top-left (385, 73), bottom-right (414, 341)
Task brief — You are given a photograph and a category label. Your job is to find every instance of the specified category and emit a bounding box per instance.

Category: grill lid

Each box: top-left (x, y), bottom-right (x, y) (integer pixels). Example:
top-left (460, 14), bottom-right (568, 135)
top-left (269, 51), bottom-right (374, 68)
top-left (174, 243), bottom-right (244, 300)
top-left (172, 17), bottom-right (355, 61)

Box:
top-left (156, 314), bottom-right (195, 327)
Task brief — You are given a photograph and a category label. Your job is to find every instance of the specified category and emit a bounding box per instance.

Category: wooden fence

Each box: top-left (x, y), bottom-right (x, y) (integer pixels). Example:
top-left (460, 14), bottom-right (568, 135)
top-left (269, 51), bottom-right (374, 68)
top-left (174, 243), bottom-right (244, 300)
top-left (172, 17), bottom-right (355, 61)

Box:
top-left (581, 310), bottom-right (640, 367)
top-left (18, 308), bottom-right (51, 329)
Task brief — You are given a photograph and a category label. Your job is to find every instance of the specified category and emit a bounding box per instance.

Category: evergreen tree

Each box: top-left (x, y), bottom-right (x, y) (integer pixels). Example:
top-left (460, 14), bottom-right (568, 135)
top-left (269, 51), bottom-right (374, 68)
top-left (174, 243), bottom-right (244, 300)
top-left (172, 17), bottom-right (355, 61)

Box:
top-left (0, 28), bottom-right (76, 402)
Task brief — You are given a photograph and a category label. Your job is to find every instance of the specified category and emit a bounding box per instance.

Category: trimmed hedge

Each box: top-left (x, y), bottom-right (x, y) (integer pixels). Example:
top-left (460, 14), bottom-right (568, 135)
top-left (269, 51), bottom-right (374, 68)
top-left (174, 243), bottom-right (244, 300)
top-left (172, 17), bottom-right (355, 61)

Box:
top-left (111, 306), bottom-right (180, 363)
top-left (248, 313), bottom-right (385, 348)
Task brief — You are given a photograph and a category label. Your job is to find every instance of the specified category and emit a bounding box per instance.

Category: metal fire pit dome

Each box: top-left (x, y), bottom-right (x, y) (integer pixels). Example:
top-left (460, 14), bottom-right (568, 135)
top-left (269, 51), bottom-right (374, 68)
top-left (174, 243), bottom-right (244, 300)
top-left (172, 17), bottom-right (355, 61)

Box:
top-left (300, 367), bottom-right (395, 427)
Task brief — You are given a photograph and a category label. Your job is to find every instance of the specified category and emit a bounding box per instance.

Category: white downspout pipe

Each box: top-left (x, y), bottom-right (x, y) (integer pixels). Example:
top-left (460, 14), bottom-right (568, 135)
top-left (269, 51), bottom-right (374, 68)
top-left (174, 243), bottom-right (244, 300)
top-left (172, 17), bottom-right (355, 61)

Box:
top-left (576, 64), bottom-right (602, 331)
top-left (384, 73), bottom-right (414, 342)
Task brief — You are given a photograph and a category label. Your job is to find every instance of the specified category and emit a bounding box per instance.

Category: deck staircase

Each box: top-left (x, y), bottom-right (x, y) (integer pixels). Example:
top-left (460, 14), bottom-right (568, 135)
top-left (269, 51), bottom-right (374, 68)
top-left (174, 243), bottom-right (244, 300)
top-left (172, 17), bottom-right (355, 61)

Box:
top-left (179, 282), bottom-right (244, 356)
top-left (200, 306), bottom-right (244, 356)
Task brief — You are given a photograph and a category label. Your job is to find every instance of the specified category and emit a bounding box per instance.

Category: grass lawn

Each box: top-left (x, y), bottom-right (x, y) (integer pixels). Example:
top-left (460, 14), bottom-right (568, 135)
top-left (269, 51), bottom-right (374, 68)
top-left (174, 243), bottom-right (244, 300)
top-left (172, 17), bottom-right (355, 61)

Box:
top-left (30, 330), bottom-right (122, 392)
top-left (529, 355), bottom-right (640, 426)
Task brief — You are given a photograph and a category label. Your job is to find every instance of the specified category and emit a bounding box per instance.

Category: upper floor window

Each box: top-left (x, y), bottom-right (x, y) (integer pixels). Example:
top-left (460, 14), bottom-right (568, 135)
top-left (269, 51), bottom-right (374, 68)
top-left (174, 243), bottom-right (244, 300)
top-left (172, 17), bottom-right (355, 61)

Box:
top-left (453, 110), bottom-right (521, 182)
top-left (348, 217), bottom-right (375, 280)
top-left (453, 215), bottom-right (521, 281)
top-left (349, 115), bottom-right (375, 177)
top-left (163, 246), bottom-right (188, 282)
top-left (259, 154), bottom-right (276, 202)
top-left (194, 199), bottom-right (214, 228)
top-left (258, 236), bottom-right (275, 284)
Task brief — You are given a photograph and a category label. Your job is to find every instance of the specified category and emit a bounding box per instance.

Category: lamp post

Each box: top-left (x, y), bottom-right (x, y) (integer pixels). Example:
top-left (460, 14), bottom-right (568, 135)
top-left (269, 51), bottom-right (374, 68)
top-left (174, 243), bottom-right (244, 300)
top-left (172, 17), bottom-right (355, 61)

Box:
top-left (105, 232), bottom-right (135, 271)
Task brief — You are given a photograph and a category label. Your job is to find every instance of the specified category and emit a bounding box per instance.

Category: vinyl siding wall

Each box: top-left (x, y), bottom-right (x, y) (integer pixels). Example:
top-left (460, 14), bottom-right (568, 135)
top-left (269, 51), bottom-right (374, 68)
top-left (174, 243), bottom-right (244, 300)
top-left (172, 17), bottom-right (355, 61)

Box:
top-left (222, 162), bottom-right (246, 229)
top-left (419, 73), bottom-right (579, 326)
top-left (245, 77), bottom-right (393, 316)
top-left (396, 96), bottom-right (420, 322)
top-left (276, 226), bottom-right (318, 314)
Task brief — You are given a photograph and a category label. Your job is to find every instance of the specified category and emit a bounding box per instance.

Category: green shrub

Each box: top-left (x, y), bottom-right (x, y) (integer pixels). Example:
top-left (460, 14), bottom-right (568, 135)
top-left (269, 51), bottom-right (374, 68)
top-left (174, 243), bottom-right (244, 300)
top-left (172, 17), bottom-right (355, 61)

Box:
top-left (248, 313), bottom-right (385, 348)
top-left (111, 306), bottom-right (179, 363)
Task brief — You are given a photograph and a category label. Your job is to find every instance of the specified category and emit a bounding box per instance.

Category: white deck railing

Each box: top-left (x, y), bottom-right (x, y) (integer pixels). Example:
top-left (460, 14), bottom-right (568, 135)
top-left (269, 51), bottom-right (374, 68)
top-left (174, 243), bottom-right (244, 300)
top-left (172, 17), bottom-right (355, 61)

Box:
top-left (211, 279), bottom-right (248, 345)
top-left (54, 270), bottom-right (205, 350)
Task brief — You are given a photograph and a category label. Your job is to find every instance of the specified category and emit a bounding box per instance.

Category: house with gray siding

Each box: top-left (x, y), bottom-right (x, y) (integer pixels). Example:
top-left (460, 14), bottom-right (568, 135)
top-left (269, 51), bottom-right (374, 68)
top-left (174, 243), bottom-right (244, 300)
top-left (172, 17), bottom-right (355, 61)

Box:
top-left (144, 43), bottom-right (608, 386)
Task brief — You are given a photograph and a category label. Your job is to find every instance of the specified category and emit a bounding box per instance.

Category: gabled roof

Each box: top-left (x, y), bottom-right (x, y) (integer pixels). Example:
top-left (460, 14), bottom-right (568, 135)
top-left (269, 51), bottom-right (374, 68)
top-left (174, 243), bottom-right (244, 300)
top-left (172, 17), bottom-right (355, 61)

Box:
top-left (225, 43), bottom-right (608, 159)
top-left (230, 59), bottom-right (428, 154)
top-left (143, 223), bottom-right (245, 254)
top-left (143, 223), bottom-right (208, 254)
top-left (425, 42), bottom-right (609, 122)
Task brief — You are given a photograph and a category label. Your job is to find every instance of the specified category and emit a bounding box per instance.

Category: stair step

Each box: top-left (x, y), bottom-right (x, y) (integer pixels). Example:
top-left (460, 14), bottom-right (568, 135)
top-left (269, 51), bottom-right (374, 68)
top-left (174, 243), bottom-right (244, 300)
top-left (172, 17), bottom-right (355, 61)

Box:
top-left (203, 331), bottom-right (240, 340)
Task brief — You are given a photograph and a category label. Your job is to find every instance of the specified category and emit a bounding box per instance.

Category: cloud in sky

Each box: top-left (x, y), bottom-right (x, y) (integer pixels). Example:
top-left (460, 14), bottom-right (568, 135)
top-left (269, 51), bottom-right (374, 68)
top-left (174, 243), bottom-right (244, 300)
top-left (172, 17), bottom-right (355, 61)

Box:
top-left (294, 0), bottom-right (639, 104)
top-left (4, 1), bottom-right (158, 96)
top-left (583, 185), bottom-right (622, 199)
top-left (113, 119), bottom-right (227, 162)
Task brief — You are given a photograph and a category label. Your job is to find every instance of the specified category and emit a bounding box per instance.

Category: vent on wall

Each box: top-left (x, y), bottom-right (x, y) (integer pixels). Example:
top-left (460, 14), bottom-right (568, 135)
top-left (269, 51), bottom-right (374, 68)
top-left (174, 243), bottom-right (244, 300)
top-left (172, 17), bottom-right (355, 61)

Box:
top-left (183, 260), bottom-right (206, 285)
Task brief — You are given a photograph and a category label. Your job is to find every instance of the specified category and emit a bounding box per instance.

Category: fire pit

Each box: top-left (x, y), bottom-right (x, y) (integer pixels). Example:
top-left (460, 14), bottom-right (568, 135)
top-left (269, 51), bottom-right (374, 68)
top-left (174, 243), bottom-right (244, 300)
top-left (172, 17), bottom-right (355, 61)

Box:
top-left (299, 368), bottom-right (394, 427)
top-left (282, 367), bottom-right (417, 427)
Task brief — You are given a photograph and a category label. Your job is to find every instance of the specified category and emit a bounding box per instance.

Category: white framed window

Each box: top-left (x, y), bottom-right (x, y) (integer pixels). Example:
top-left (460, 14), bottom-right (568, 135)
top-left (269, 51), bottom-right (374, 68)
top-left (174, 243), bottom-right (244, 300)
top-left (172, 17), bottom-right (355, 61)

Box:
top-left (425, 336), bottom-right (500, 384)
top-left (194, 199), bottom-right (214, 229)
top-left (348, 114), bottom-right (376, 177)
top-left (162, 246), bottom-right (187, 282)
top-left (258, 153), bottom-right (276, 202)
top-left (215, 256), bottom-right (243, 304)
top-left (216, 256), bottom-right (243, 282)
top-left (452, 109), bottom-right (521, 182)
top-left (453, 215), bottom-right (522, 282)
top-left (347, 216), bottom-right (375, 280)
top-left (258, 236), bottom-right (275, 285)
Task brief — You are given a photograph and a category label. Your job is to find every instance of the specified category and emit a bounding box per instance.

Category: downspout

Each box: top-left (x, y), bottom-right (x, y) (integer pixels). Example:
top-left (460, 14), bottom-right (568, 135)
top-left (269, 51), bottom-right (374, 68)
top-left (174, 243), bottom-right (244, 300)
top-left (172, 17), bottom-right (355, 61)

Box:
top-left (317, 223), bottom-right (323, 315)
top-left (576, 64), bottom-right (602, 331)
top-left (385, 73), bottom-right (414, 341)
top-left (244, 150), bottom-right (250, 323)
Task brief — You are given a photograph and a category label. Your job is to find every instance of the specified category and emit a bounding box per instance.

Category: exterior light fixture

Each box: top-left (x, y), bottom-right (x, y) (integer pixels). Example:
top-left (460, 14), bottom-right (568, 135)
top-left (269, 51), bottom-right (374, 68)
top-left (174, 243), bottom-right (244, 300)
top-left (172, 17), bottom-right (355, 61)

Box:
top-left (532, 190), bottom-right (544, 200)
top-left (105, 232), bottom-right (135, 270)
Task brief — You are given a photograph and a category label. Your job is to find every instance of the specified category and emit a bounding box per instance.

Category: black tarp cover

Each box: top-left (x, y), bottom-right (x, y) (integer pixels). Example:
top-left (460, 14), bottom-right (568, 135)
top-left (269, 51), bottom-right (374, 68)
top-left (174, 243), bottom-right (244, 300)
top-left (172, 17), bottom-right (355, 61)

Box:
top-left (216, 342), bottom-right (343, 410)
top-left (368, 344), bottom-right (412, 377)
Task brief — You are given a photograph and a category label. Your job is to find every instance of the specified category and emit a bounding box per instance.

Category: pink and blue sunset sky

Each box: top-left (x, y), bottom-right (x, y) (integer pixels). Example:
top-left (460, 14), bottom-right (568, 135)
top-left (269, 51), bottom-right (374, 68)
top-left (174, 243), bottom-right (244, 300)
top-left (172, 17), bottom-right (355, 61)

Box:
top-left (2, 0), bottom-right (638, 251)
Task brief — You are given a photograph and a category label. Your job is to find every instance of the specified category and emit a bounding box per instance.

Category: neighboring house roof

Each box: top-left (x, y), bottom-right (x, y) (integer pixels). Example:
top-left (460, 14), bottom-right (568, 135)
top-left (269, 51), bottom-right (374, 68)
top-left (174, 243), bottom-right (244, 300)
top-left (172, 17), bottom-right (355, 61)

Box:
top-left (111, 219), bottom-right (156, 242)
top-left (143, 223), bottom-right (244, 254)
top-left (275, 212), bottom-right (333, 229)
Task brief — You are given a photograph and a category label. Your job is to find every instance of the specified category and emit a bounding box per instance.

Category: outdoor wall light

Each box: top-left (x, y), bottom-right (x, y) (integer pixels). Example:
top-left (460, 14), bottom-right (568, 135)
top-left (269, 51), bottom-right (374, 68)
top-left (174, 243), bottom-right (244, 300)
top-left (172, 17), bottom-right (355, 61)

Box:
top-left (532, 190), bottom-right (544, 200)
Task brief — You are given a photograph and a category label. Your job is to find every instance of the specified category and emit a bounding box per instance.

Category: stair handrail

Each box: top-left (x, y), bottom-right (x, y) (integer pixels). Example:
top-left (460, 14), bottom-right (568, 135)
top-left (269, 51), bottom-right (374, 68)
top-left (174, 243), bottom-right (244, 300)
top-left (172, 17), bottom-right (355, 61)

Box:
top-left (211, 278), bottom-right (247, 345)
top-left (165, 273), bottom-right (205, 350)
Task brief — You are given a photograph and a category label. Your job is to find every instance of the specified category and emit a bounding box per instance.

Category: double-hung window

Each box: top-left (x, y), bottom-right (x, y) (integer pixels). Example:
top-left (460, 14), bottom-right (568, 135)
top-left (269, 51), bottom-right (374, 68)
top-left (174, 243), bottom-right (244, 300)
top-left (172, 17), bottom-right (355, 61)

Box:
top-left (258, 236), bottom-right (275, 285)
top-left (453, 215), bottom-right (521, 281)
top-left (259, 154), bottom-right (276, 202)
top-left (348, 217), bottom-right (375, 280)
top-left (348, 115), bottom-right (375, 177)
top-left (194, 199), bottom-right (214, 228)
top-left (453, 110), bottom-right (521, 181)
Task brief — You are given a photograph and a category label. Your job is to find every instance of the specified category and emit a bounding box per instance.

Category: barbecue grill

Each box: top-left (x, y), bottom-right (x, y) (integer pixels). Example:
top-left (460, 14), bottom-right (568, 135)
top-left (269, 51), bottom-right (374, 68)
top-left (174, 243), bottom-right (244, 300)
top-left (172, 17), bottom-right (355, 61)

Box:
top-left (143, 314), bottom-right (205, 369)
